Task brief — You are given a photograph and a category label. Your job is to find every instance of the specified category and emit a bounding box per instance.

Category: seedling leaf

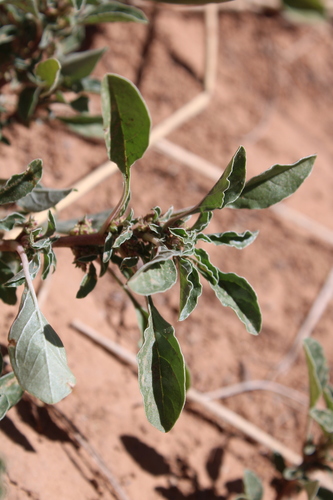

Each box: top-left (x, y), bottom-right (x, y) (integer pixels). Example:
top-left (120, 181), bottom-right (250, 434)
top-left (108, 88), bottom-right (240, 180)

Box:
top-left (310, 408), bottom-right (333, 434)
top-left (0, 213), bottom-right (25, 231)
top-left (8, 286), bottom-right (76, 404)
top-left (303, 338), bottom-right (329, 408)
top-left (137, 298), bottom-right (186, 432)
top-left (229, 155), bottom-right (315, 209)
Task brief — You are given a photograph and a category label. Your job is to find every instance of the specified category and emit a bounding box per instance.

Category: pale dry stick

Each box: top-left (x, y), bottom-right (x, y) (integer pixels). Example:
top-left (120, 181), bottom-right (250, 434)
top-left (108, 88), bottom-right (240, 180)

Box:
top-left (71, 319), bottom-right (302, 465)
top-left (203, 379), bottom-right (308, 406)
top-left (272, 266), bottom-right (333, 379)
top-left (204, 4), bottom-right (219, 94)
top-left (271, 204), bottom-right (333, 247)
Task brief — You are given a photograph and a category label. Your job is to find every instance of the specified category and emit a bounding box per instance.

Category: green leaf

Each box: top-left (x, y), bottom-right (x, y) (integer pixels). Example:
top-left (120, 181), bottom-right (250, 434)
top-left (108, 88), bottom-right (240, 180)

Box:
top-left (0, 255), bottom-right (19, 305)
top-left (243, 470), bottom-right (263, 500)
top-left (282, 0), bottom-right (325, 16)
top-left (101, 74), bottom-right (151, 176)
top-left (0, 213), bottom-right (25, 231)
top-left (194, 248), bottom-right (219, 285)
top-left (17, 87), bottom-right (40, 122)
top-left (17, 184), bottom-right (72, 212)
top-left (35, 58), bottom-right (61, 94)
top-left (128, 257), bottom-right (177, 296)
top-left (137, 298), bottom-right (186, 432)
top-left (229, 155), bottom-right (315, 209)
top-left (221, 146), bottom-right (247, 207)
top-left (0, 159), bottom-right (42, 205)
top-left (60, 48), bottom-right (106, 81)
top-left (303, 338), bottom-right (329, 408)
top-left (206, 230), bottom-right (258, 249)
top-left (150, 0), bottom-right (232, 4)
top-left (190, 211), bottom-right (212, 232)
top-left (299, 480), bottom-right (320, 500)
top-left (8, 285), bottom-right (76, 404)
top-left (59, 115), bottom-right (104, 139)
top-left (178, 258), bottom-right (202, 321)
top-left (310, 408), bottom-right (333, 434)
top-left (210, 270), bottom-right (261, 335)
top-left (5, 254), bottom-right (40, 287)
top-left (0, 372), bottom-right (24, 420)
top-left (76, 262), bottom-right (97, 298)
top-left (112, 227), bottom-right (133, 248)
top-left (80, 2), bottom-right (148, 24)
top-left (69, 95), bottom-right (89, 113)
top-left (3, 0), bottom-right (39, 16)
top-left (323, 385), bottom-right (333, 411)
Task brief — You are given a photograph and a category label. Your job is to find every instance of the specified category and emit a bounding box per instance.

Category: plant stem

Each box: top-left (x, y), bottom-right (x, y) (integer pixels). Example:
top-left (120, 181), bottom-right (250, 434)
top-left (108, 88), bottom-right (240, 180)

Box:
top-left (99, 177), bottom-right (130, 235)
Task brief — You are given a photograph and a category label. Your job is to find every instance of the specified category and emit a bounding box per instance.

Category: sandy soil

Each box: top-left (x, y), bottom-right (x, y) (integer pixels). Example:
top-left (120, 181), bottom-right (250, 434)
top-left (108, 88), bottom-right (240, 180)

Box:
top-left (1, 5), bottom-right (333, 500)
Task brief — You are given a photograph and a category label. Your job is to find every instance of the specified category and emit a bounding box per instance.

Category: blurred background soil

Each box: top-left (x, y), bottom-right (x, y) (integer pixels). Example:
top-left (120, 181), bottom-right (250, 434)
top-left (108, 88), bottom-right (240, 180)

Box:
top-left (1, 4), bottom-right (333, 499)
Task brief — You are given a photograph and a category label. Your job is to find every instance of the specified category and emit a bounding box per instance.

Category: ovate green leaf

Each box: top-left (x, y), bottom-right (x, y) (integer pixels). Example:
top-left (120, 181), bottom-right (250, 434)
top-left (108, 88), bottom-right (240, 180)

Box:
top-left (101, 74), bottom-right (151, 176)
top-left (137, 299), bottom-right (186, 432)
top-left (35, 58), bottom-right (61, 94)
top-left (210, 270), bottom-right (261, 335)
top-left (230, 155), bottom-right (315, 209)
top-left (80, 2), bottom-right (148, 24)
top-left (8, 286), bottom-right (76, 404)
top-left (0, 159), bottom-right (42, 205)
top-left (128, 258), bottom-right (177, 296)
top-left (303, 338), bottom-right (328, 408)
top-left (178, 258), bottom-right (202, 321)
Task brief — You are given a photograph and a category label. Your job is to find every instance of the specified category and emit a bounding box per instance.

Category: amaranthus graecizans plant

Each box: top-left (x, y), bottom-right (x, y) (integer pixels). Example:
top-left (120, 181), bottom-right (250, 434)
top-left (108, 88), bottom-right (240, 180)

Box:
top-left (0, 73), bottom-right (315, 432)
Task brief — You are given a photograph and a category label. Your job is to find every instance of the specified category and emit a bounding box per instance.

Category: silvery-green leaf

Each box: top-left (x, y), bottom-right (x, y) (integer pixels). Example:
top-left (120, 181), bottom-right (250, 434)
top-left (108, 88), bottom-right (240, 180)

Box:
top-left (206, 230), bottom-right (258, 249)
top-left (0, 372), bottom-right (24, 420)
top-left (194, 248), bottom-right (219, 285)
top-left (18, 185), bottom-right (72, 212)
top-left (0, 213), bottom-right (25, 231)
top-left (112, 227), bottom-right (133, 248)
top-left (210, 270), bottom-right (261, 335)
top-left (178, 258), bottom-right (202, 321)
top-left (5, 254), bottom-right (40, 287)
top-left (303, 338), bottom-right (328, 408)
top-left (229, 155), bottom-right (315, 209)
top-left (137, 299), bottom-right (186, 432)
top-left (128, 258), bottom-right (177, 296)
top-left (8, 286), bottom-right (75, 404)
top-left (0, 160), bottom-right (42, 205)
